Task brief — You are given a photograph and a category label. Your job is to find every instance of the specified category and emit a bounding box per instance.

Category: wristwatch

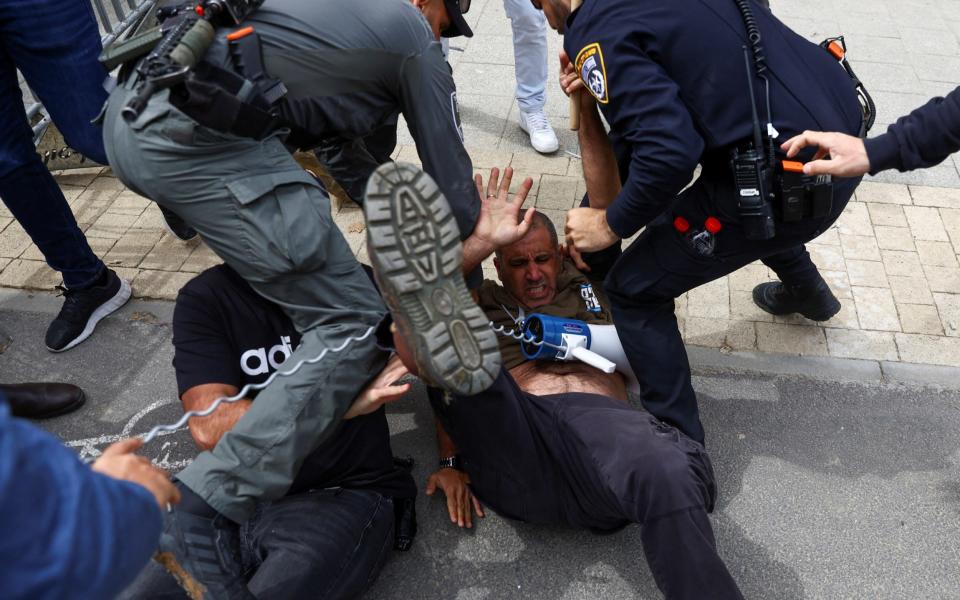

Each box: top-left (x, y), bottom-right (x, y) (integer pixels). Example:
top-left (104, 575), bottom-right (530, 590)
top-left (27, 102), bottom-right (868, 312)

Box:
top-left (438, 455), bottom-right (462, 470)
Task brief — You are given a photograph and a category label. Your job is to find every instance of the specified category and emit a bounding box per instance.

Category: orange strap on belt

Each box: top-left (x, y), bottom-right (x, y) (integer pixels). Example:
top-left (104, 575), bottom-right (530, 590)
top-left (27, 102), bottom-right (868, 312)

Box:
top-left (227, 26), bottom-right (255, 41)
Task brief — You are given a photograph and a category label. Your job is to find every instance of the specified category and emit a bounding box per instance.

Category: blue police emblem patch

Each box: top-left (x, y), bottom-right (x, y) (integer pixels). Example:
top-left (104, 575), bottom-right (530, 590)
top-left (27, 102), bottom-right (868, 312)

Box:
top-left (575, 43), bottom-right (609, 104)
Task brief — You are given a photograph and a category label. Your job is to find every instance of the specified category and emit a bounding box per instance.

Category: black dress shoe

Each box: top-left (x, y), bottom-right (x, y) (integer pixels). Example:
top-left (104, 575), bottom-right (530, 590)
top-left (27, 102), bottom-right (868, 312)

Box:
top-left (0, 383), bottom-right (86, 419)
top-left (752, 280), bottom-right (841, 322)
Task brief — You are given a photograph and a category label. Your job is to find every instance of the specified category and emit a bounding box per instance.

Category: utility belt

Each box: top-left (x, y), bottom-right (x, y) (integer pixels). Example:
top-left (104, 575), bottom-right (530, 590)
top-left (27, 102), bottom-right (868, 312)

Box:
top-left (104, 2), bottom-right (305, 144)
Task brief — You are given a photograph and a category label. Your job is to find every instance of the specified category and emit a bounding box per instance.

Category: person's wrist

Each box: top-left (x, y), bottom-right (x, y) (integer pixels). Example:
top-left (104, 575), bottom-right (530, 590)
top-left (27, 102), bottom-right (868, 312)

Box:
top-left (438, 455), bottom-right (462, 470)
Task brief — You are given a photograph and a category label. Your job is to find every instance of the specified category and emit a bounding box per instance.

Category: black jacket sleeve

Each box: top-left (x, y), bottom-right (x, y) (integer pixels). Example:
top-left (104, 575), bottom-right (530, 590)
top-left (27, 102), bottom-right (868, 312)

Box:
top-left (864, 86), bottom-right (960, 174)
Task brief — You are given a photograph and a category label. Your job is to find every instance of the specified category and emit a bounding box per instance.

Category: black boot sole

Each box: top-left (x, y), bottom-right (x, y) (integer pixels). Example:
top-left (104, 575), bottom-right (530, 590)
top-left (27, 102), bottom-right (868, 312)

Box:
top-left (364, 162), bottom-right (501, 396)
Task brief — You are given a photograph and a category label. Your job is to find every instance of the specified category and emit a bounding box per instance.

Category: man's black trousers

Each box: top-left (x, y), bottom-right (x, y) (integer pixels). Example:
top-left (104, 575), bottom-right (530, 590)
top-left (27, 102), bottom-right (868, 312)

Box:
top-left (430, 371), bottom-right (744, 599)
top-left (586, 174), bottom-right (861, 444)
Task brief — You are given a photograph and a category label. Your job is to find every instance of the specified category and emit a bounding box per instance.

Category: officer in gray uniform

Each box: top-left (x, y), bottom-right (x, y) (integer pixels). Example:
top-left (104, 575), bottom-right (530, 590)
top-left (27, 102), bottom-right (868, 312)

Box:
top-left (102, 0), bottom-right (493, 595)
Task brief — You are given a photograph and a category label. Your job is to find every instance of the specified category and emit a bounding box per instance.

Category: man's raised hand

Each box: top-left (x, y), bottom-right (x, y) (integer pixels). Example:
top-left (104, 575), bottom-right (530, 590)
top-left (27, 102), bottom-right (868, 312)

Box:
top-left (473, 166), bottom-right (535, 251)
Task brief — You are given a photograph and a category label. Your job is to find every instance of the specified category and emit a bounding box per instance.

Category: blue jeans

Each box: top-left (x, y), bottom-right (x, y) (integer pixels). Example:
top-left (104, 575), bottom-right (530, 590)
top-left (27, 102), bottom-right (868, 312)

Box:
top-left (120, 488), bottom-right (396, 600)
top-left (503, 0), bottom-right (547, 113)
top-left (0, 0), bottom-right (107, 288)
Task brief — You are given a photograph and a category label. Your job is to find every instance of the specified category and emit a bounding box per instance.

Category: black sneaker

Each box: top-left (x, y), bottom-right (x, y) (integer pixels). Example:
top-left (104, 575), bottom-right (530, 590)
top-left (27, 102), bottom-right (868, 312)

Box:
top-left (752, 279), bottom-right (841, 322)
top-left (154, 509), bottom-right (254, 600)
top-left (364, 162), bottom-right (501, 396)
top-left (45, 269), bottom-right (131, 352)
top-left (159, 205), bottom-right (198, 242)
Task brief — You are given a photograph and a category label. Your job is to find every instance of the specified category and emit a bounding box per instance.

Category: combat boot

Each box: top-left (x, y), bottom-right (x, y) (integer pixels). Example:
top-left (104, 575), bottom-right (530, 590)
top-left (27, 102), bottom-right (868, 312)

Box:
top-left (363, 162), bottom-right (501, 396)
top-left (752, 279), bottom-right (841, 322)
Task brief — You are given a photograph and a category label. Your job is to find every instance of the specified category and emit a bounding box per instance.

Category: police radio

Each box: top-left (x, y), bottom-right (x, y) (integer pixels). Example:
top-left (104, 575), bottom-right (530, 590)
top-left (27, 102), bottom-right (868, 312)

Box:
top-left (731, 45), bottom-right (775, 241)
top-left (730, 0), bottom-right (836, 238)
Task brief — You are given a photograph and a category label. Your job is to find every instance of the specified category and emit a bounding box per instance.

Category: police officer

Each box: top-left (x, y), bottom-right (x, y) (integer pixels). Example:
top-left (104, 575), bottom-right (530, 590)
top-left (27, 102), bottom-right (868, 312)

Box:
top-left (780, 86), bottom-right (960, 177)
top-left (534, 0), bottom-right (865, 444)
top-left (101, 0), bottom-right (498, 595)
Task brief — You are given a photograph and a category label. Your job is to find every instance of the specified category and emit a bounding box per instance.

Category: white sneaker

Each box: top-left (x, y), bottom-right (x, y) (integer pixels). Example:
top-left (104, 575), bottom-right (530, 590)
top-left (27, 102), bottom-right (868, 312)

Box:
top-left (519, 110), bottom-right (559, 154)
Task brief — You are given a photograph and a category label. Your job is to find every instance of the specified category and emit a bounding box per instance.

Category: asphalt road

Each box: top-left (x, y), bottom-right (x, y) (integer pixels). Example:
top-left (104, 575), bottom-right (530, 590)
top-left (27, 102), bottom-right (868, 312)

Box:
top-left (1, 289), bottom-right (959, 600)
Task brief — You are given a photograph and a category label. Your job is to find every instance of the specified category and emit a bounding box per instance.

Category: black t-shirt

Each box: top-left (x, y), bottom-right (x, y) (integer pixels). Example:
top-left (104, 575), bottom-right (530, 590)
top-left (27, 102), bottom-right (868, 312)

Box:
top-left (172, 265), bottom-right (415, 499)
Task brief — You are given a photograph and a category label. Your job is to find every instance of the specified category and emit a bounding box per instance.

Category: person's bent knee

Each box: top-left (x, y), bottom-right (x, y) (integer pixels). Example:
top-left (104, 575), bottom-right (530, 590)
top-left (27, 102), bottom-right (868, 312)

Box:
top-left (622, 435), bottom-right (716, 522)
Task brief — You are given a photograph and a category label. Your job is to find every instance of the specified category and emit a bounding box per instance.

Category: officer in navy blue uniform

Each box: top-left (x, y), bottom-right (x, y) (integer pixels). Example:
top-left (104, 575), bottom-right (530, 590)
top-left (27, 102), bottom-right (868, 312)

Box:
top-left (532, 0), bottom-right (866, 444)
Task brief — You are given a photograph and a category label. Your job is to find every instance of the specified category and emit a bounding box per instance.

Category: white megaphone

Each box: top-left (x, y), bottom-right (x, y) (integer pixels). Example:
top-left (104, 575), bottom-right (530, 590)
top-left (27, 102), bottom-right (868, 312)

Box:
top-left (520, 313), bottom-right (640, 394)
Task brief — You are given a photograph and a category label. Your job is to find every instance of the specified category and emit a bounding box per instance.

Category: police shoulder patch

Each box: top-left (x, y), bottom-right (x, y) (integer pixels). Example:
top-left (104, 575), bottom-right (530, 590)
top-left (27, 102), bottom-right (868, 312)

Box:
top-left (575, 43), bottom-right (609, 104)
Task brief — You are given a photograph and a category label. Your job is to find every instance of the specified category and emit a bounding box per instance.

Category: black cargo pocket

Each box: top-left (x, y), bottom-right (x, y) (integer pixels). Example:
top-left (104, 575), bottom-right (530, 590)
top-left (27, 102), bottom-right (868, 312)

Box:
top-left (225, 169), bottom-right (331, 274)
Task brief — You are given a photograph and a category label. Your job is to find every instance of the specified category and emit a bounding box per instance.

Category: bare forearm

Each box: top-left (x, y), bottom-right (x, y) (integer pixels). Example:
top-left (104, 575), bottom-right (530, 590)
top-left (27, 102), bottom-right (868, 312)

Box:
top-left (578, 98), bottom-right (621, 209)
top-left (181, 385), bottom-right (251, 451)
top-left (462, 234), bottom-right (496, 276)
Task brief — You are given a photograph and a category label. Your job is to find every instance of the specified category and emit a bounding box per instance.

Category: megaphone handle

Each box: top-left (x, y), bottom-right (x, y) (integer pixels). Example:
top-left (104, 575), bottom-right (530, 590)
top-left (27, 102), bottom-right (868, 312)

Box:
top-left (570, 346), bottom-right (616, 374)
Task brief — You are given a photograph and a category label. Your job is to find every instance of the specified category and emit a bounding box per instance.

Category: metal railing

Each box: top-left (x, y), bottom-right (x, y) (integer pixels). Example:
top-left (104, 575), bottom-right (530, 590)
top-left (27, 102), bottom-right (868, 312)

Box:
top-left (29, 0), bottom-right (156, 171)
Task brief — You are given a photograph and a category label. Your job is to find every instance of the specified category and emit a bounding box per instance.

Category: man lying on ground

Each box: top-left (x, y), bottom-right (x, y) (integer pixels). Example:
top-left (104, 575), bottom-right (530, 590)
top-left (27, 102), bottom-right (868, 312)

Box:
top-left (120, 265), bottom-right (417, 600)
top-left (364, 163), bottom-right (744, 600)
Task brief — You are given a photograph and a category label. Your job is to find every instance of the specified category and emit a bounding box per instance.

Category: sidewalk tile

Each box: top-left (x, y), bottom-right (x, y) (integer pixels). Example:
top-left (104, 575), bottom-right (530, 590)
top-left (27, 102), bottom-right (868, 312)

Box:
top-left (855, 181), bottom-right (912, 205)
top-left (910, 185), bottom-right (960, 209)
top-left (941, 207), bottom-right (960, 251)
top-left (904, 206), bottom-right (950, 241)
top-left (881, 249), bottom-right (922, 277)
top-left (874, 226), bottom-right (915, 251)
top-left (467, 147), bottom-right (515, 170)
top-left (888, 275), bottom-right (934, 305)
top-left (730, 290), bottom-right (774, 322)
top-left (813, 227), bottom-right (841, 246)
top-left (106, 191), bottom-right (151, 217)
top-left (895, 333), bottom-right (960, 367)
top-left (0, 259), bottom-right (58, 289)
top-left (0, 222), bottom-right (32, 259)
top-left (86, 212), bottom-right (138, 241)
top-left (846, 259), bottom-right (888, 288)
top-left (923, 265), bottom-right (960, 293)
top-left (103, 230), bottom-right (164, 268)
top-left (840, 234), bottom-right (881, 261)
top-left (684, 317), bottom-right (756, 351)
top-left (898, 304), bottom-right (944, 335)
top-left (181, 243), bottom-right (222, 273)
top-left (899, 27), bottom-right (960, 57)
top-left (822, 301), bottom-right (861, 330)
top-left (538, 208), bottom-right (566, 233)
top-left (756, 322), bottom-right (828, 356)
top-left (52, 166), bottom-right (105, 188)
top-left (140, 234), bottom-right (200, 272)
top-left (822, 270), bottom-right (853, 299)
top-left (509, 151), bottom-right (570, 177)
top-left (933, 293), bottom-right (960, 337)
top-left (825, 329), bottom-right (899, 361)
top-left (916, 240), bottom-right (959, 267)
top-left (867, 203), bottom-right (907, 227)
top-left (835, 202), bottom-right (874, 236)
top-left (535, 175), bottom-right (580, 210)
top-left (728, 263), bottom-right (772, 291)
top-left (852, 286), bottom-right (901, 331)
top-left (809, 244), bottom-right (847, 271)
top-left (132, 270), bottom-right (196, 301)
top-left (686, 277), bottom-right (730, 319)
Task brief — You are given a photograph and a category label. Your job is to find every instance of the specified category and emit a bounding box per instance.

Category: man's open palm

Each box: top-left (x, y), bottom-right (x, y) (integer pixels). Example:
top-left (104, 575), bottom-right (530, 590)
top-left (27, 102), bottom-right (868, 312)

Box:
top-left (473, 166), bottom-right (535, 249)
